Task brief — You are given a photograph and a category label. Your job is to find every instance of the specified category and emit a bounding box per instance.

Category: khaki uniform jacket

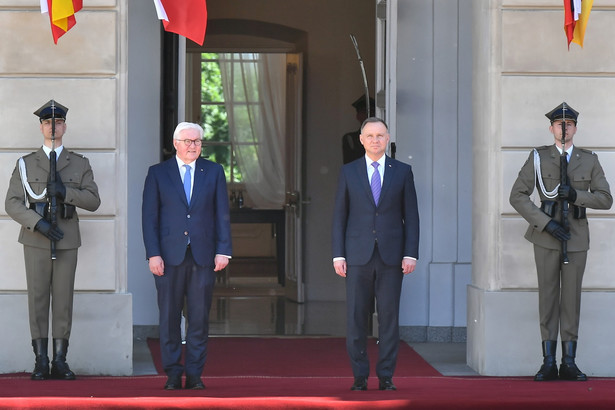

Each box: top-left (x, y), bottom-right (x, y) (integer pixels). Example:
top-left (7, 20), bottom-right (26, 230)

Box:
top-left (5, 147), bottom-right (100, 249)
top-left (509, 144), bottom-right (612, 251)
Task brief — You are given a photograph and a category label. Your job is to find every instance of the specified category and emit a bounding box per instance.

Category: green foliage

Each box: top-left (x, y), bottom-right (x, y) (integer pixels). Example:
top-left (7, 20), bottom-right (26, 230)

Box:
top-left (200, 53), bottom-right (242, 183)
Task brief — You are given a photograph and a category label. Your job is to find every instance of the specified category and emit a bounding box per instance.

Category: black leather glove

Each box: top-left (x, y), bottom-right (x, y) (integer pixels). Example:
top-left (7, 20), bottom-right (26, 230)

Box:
top-left (544, 220), bottom-right (571, 241)
top-left (47, 173), bottom-right (66, 200)
top-left (34, 219), bottom-right (64, 241)
top-left (558, 185), bottom-right (577, 203)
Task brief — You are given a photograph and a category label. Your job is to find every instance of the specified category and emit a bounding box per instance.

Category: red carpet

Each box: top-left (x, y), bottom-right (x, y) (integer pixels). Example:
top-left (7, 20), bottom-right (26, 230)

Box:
top-left (147, 336), bottom-right (441, 378)
top-left (1, 337), bottom-right (615, 409)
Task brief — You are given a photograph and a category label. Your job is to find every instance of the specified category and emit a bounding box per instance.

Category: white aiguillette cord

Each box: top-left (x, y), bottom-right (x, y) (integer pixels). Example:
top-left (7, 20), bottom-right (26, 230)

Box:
top-left (18, 157), bottom-right (47, 208)
top-left (533, 149), bottom-right (560, 200)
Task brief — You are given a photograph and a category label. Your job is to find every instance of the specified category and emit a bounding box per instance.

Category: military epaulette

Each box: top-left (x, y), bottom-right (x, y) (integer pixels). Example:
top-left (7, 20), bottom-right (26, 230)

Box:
top-left (536, 145), bottom-right (551, 151)
top-left (67, 150), bottom-right (86, 158)
top-left (23, 151), bottom-right (36, 159)
top-left (576, 147), bottom-right (595, 155)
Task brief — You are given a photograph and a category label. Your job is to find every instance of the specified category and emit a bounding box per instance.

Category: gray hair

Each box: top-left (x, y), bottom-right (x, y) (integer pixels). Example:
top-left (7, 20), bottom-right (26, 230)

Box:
top-left (173, 122), bottom-right (204, 140)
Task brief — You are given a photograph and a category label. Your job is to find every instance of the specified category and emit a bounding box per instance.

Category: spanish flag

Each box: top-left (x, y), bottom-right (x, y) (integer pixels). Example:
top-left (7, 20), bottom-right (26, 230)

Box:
top-left (40, 0), bottom-right (83, 44)
top-left (564, 0), bottom-right (593, 49)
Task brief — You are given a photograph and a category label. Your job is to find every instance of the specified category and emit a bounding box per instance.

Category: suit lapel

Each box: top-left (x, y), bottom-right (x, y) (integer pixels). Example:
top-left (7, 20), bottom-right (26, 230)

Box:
top-left (190, 158), bottom-right (208, 206)
top-left (354, 156), bottom-right (393, 207)
top-left (567, 146), bottom-right (581, 173)
top-left (165, 158), bottom-right (189, 207)
top-left (547, 145), bottom-right (560, 168)
top-left (549, 144), bottom-right (581, 176)
top-left (34, 148), bottom-right (70, 173)
top-left (56, 149), bottom-right (70, 172)
top-left (353, 159), bottom-right (375, 205)
top-left (34, 148), bottom-right (49, 173)
top-left (381, 156), bottom-right (395, 203)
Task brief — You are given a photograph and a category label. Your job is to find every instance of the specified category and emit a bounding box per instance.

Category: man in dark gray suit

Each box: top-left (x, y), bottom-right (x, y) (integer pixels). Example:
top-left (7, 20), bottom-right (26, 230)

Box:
top-left (332, 117), bottom-right (420, 391)
top-left (142, 122), bottom-right (232, 390)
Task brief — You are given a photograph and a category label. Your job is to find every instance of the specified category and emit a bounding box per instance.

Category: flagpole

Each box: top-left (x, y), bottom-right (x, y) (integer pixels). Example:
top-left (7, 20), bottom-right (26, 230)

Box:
top-left (349, 34), bottom-right (370, 118)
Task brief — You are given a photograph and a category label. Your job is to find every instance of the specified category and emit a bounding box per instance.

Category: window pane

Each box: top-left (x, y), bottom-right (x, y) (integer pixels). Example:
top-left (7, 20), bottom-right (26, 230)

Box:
top-left (231, 105), bottom-right (261, 143)
top-left (230, 61), bottom-right (259, 102)
top-left (199, 52), bottom-right (266, 185)
top-left (201, 104), bottom-right (229, 142)
top-left (230, 152), bottom-right (242, 183)
top-left (202, 144), bottom-right (232, 176)
top-left (201, 62), bottom-right (224, 102)
top-left (202, 52), bottom-right (218, 60)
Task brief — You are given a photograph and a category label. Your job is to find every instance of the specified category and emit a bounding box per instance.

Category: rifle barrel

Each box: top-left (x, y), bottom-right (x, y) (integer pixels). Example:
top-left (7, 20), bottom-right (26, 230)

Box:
top-left (48, 103), bottom-right (58, 260)
top-left (560, 106), bottom-right (569, 265)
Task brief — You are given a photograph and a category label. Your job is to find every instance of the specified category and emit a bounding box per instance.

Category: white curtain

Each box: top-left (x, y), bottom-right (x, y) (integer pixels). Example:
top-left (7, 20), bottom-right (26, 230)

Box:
top-left (219, 53), bottom-right (286, 209)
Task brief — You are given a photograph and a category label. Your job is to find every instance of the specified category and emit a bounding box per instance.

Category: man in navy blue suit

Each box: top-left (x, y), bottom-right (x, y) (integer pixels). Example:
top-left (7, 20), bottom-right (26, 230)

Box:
top-left (332, 117), bottom-right (419, 391)
top-left (142, 122), bottom-right (232, 390)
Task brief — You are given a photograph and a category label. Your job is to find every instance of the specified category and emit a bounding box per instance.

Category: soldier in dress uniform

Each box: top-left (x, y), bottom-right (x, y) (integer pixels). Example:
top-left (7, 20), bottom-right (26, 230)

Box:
top-left (341, 95), bottom-right (375, 164)
top-left (509, 102), bottom-right (612, 381)
top-left (5, 100), bottom-right (100, 380)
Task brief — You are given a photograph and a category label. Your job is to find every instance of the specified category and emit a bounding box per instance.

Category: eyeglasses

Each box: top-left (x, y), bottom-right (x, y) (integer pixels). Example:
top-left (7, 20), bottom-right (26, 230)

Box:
top-left (176, 139), bottom-right (203, 147)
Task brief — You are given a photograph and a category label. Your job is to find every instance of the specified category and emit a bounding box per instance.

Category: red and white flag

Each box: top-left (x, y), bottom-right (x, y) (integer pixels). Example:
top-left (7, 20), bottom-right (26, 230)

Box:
top-left (564, 0), bottom-right (593, 49)
top-left (40, 0), bottom-right (83, 44)
top-left (153, 0), bottom-right (208, 46)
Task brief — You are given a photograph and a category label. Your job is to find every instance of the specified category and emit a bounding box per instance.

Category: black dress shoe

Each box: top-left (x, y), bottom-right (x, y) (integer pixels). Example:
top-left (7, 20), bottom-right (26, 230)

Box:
top-left (164, 374), bottom-right (182, 390)
top-left (350, 376), bottom-right (367, 391)
top-left (378, 377), bottom-right (397, 391)
top-left (185, 375), bottom-right (205, 390)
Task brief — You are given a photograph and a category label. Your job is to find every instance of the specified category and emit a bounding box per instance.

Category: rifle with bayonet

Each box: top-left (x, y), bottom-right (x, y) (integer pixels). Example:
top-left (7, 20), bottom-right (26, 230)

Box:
top-left (559, 104), bottom-right (570, 265)
top-left (48, 102), bottom-right (59, 260)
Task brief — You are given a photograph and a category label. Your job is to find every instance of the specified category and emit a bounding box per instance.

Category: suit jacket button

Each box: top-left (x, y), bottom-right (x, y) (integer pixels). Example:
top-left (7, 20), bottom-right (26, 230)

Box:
top-left (184, 231), bottom-right (189, 236)
top-left (187, 214), bottom-right (191, 219)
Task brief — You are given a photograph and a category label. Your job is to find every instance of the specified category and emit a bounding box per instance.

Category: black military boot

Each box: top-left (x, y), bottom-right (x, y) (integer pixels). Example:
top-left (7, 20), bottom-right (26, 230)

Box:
top-left (31, 338), bottom-right (50, 380)
top-left (559, 341), bottom-right (587, 381)
top-left (50, 339), bottom-right (76, 380)
top-left (534, 340), bottom-right (558, 381)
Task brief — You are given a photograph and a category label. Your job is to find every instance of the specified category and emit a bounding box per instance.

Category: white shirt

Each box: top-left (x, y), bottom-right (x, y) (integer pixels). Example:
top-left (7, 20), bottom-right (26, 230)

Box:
top-left (556, 144), bottom-right (574, 161)
top-left (42, 145), bottom-right (64, 159)
top-left (366, 154), bottom-right (385, 185)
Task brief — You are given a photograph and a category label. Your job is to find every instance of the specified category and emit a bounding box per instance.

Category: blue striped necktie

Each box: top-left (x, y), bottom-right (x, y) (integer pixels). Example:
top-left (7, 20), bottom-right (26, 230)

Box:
top-left (371, 162), bottom-right (381, 205)
top-left (183, 164), bottom-right (192, 205)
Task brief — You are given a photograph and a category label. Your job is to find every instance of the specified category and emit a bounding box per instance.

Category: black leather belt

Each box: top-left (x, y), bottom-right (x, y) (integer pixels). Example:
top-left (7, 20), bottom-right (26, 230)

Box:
top-left (29, 202), bottom-right (75, 220)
